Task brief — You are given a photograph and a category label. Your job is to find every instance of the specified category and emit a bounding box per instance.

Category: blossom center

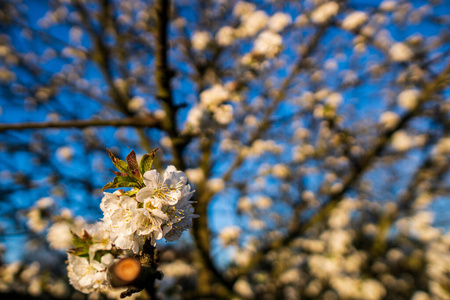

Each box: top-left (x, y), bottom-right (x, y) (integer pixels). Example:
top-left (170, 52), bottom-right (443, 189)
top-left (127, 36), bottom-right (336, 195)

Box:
top-left (124, 210), bottom-right (133, 223)
top-left (165, 206), bottom-right (185, 224)
top-left (152, 182), bottom-right (183, 202)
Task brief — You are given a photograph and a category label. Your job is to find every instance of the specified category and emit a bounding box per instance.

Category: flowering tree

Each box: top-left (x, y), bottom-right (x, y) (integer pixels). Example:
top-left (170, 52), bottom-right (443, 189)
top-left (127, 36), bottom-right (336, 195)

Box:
top-left (0, 0), bottom-right (450, 299)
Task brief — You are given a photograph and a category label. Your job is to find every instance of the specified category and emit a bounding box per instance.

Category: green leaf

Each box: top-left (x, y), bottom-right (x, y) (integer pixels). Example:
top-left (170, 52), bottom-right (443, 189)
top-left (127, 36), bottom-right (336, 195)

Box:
top-left (106, 148), bottom-right (131, 175)
top-left (114, 175), bottom-right (139, 184)
top-left (72, 232), bottom-right (85, 248)
top-left (101, 181), bottom-right (119, 192)
top-left (72, 229), bottom-right (91, 245)
top-left (139, 148), bottom-right (158, 175)
top-left (93, 250), bottom-right (111, 262)
top-left (124, 189), bottom-right (139, 197)
top-left (66, 246), bottom-right (89, 257)
top-left (102, 176), bottom-right (142, 192)
top-left (116, 180), bottom-right (141, 189)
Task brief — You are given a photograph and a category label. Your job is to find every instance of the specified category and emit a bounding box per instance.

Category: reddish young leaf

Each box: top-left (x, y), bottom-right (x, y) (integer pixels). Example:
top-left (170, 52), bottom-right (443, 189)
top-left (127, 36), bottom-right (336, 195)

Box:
top-left (126, 148), bottom-right (141, 179)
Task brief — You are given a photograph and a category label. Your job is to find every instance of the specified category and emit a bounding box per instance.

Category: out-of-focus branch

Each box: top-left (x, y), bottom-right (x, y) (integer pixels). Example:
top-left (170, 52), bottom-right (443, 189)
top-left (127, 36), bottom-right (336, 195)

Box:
top-left (372, 136), bottom-right (450, 256)
top-left (206, 23), bottom-right (330, 292)
top-left (192, 134), bottom-right (236, 297)
top-left (154, 0), bottom-right (170, 103)
top-left (109, 241), bottom-right (163, 299)
top-left (232, 60), bottom-right (450, 281)
top-left (72, 0), bottom-right (161, 166)
top-left (73, 0), bottom-right (129, 112)
top-left (0, 117), bottom-right (160, 131)
top-left (154, 0), bottom-right (188, 170)
top-left (291, 60), bottom-right (450, 241)
top-left (222, 25), bottom-right (328, 183)
top-left (178, 7), bottom-right (233, 296)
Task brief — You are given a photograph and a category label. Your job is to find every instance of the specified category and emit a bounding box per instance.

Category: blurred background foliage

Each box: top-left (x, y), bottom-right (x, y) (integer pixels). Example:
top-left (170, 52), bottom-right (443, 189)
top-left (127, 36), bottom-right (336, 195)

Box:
top-left (0, 0), bottom-right (450, 299)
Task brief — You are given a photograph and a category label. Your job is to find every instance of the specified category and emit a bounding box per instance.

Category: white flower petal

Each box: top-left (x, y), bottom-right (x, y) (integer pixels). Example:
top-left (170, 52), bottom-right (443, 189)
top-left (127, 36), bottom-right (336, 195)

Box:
top-left (143, 170), bottom-right (162, 188)
top-left (100, 253), bottom-right (115, 266)
top-left (136, 187), bottom-right (154, 203)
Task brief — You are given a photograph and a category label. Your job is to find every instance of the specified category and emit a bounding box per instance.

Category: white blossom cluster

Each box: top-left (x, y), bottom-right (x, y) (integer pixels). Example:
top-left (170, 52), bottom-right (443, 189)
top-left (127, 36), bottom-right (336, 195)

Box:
top-left (186, 84), bottom-right (234, 131)
top-left (390, 42), bottom-right (414, 62)
top-left (26, 197), bottom-right (55, 232)
top-left (101, 166), bottom-right (196, 252)
top-left (198, 2), bottom-right (291, 50)
top-left (311, 2), bottom-right (340, 24)
top-left (67, 253), bottom-right (115, 294)
top-left (66, 222), bottom-right (114, 294)
top-left (63, 161), bottom-right (196, 295)
top-left (341, 11), bottom-right (368, 31)
top-left (214, 1), bottom-right (293, 66)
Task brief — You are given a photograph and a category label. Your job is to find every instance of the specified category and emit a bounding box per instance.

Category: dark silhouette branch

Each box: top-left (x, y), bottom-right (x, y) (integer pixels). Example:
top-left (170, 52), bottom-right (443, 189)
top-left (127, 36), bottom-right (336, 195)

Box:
top-left (0, 117), bottom-right (160, 132)
top-left (154, 0), bottom-right (188, 171)
top-left (72, 0), bottom-right (161, 166)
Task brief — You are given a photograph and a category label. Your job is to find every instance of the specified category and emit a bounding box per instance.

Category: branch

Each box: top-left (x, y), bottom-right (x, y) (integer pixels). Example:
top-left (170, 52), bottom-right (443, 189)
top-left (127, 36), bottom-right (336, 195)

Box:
top-left (109, 241), bottom-right (163, 299)
top-left (372, 136), bottom-right (450, 256)
top-left (0, 117), bottom-right (160, 131)
top-left (154, 0), bottom-right (188, 170)
top-left (232, 59), bottom-right (450, 281)
top-left (222, 25), bottom-right (328, 184)
top-left (288, 58), bottom-right (450, 242)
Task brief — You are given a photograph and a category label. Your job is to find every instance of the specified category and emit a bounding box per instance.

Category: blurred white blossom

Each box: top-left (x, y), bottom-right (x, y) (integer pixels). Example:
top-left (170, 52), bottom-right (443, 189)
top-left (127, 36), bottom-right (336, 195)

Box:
top-left (56, 146), bottom-right (74, 162)
top-left (379, 111), bottom-right (400, 129)
top-left (342, 11), bottom-right (368, 31)
top-left (219, 226), bottom-right (241, 246)
top-left (253, 30), bottom-right (283, 58)
top-left (191, 31), bottom-right (211, 51)
top-left (213, 104), bottom-right (234, 125)
top-left (397, 89), bottom-right (419, 110)
top-left (47, 221), bottom-right (73, 250)
top-left (233, 1), bottom-right (255, 18)
top-left (311, 2), bottom-right (339, 24)
top-left (216, 26), bottom-right (235, 46)
top-left (127, 96), bottom-right (145, 113)
top-left (185, 168), bottom-right (205, 185)
top-left (267, 12), bottom-right (292, 32)
top-left (200, 84), bottom-right (230, 109)
top-left (390, 43), bottom-right (414, 62)
top-left (237, 10), bottom-right (269, 37)
top-left (207, 178), bottom-right (225, 193)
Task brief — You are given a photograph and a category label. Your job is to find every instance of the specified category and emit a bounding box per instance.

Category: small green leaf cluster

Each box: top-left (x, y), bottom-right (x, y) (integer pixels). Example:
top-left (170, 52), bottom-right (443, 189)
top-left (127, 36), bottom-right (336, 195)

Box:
top-left (101, 148), bottom-right (159, 196)
top-left (67, 229), bottom-right (93, 257)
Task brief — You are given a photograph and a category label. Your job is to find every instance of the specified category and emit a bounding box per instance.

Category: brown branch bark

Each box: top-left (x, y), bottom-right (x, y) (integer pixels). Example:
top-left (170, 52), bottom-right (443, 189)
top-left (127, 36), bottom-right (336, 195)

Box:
top-left (192, 135), bottom-right (236, 298)
top-left (109, 240), bottom-right (162, 299)
top-left (154, 0), bottom-right (188, 171)
top-left (0, 117), bottom-right (160, 131)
